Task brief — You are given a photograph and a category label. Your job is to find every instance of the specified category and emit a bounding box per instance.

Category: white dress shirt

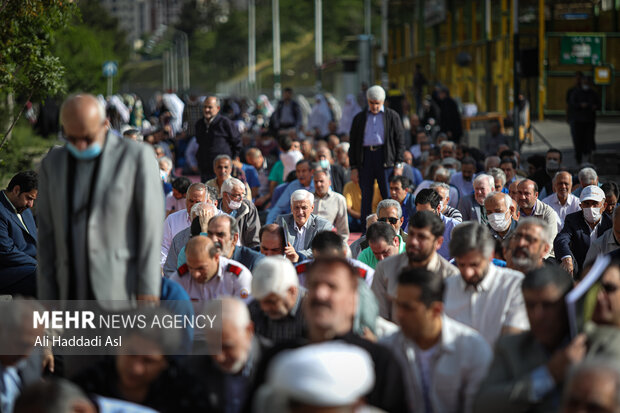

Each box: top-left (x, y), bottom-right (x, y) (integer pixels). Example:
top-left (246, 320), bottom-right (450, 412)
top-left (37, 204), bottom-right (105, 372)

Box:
top-left (443, 264), bottom-right (529, 347)
top-left (541, 192), bottom-right (581, 229)
top-left (161, 209), bottom-right (191, 266)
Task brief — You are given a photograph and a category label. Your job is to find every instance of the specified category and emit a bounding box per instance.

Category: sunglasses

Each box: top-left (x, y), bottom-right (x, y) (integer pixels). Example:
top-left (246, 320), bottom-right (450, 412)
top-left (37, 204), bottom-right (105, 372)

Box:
top-left (378, 217), bottom-right (399, 225)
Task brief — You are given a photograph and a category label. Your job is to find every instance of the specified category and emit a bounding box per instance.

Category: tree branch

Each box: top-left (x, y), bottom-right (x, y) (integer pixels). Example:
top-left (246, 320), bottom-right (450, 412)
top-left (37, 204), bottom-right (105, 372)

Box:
top-left (0, 90), bottom-right (33, 152)
top-left (0, 0), bottom-right (10, 16)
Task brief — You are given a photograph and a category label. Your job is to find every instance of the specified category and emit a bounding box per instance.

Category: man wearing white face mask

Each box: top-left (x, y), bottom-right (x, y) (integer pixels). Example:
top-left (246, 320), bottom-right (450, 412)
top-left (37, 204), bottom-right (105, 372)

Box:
top-left (220, 177), bottom-right (261, 249)
top-left (484, 192), bottom-right (517, 243)
top-left (555, 185), bottom-right (612, 275)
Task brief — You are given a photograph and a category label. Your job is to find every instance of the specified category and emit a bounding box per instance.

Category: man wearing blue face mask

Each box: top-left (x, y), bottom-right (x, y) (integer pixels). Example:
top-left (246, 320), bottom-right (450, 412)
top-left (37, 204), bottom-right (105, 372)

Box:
top-left (315, 146), bottom-right (347, 194)
top-left (37, 94), bottom-right (164, 305)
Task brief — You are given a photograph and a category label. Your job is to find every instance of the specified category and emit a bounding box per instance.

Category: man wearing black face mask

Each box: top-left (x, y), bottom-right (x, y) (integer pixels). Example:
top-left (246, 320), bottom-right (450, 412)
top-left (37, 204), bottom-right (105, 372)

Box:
top-left (568, 76), bottom-right (600, 165)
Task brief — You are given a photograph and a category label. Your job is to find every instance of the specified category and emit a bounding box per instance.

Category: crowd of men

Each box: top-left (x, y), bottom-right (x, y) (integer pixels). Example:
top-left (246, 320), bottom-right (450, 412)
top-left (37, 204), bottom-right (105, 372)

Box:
top-left (1, 85), bottom-right (620, 413)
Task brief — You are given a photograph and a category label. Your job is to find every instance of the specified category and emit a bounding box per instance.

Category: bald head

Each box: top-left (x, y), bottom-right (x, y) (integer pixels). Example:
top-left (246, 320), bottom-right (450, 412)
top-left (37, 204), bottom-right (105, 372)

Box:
top-left (186, 235), bottom-right (218, 260)
top-left (61, 94), bottom-right (108, 151)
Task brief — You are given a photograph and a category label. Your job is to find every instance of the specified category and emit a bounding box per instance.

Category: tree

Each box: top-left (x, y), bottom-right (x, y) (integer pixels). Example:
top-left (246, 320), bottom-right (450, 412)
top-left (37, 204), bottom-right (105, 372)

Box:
top-left (0, 0), bottom-right (78, 151)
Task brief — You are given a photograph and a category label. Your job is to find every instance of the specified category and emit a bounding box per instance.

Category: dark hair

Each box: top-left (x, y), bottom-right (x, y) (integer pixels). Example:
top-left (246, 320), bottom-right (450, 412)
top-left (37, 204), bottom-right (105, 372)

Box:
top-left (461, 157), bottom-right (476, 167)
top-left (259, 223), bottom-right (285, 250)
top-left (296, 159), bottom-right (312, 169)
top-left (7, 171), bottom-right (38, 193)
top-left (522, 264), bottom-right (573, 296)
top-left (172, 176), bottom-right (191, 194)
top-left (527, 154), bottom-right (546, 170)
top-left (311, 231), bottom-right (345, 255)
top-left (389, 175), bottom-right (411, 190)
top-left (397, 267), bottom-right (444, 307)
top-left (279, 135), bottom-right (293, 152)
top-left (602, 182), bottom-right (620, 199)
top-left (366, 222), bottom-right (397, 245)
top-left (190, 216), bottom-right (202, 237)
top-left (284, 87), bottom-right (293, 93)
top-left (546, 148), bottom-right (562, 163)
top-left (415, 188), bottom-right (441, 210)
top-left (500, 157), bottom-right (517, 169)
top-left (409, 210), bottom-right (444, 238)
top-left (306, 256), bottom-right (358, 289)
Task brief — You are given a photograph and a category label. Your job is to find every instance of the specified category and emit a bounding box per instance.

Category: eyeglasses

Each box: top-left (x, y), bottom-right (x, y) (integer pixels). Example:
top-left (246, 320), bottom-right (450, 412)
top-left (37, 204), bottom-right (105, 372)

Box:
top-left (601, 282), bottom-right (619, 294)
top-left (378, 217), bottom-right (399, 225)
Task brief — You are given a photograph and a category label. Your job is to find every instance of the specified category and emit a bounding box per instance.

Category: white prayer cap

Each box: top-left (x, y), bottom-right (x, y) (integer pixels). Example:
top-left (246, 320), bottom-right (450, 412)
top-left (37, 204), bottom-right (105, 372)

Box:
top-left (261, 342), bottom-right (375, 407)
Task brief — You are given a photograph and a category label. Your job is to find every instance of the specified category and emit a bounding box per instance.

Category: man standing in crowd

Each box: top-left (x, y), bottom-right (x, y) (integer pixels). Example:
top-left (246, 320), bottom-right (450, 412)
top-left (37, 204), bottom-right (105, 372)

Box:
top-left (445, 223), bottom-right (529, 347)
top-left (568, 75), bottom-right (600, 165)
top-left (172, 235), bottom-right (252, 301)
top-left (270, 87), bottom-right (302, 133)
top-left (383, 267), bottom-right (492, 413)
top-left (458, 174), bottom-right (495, 224)
top-left (195, 96), bottom-right (242, 181)
top-left (219, 177), bottom-right (260, 249)
top-left (206, 215), bottom-right (263, 271)
top-left (38, 94), bottom-right (163, 303)
top-left (276, 190), bottom-right (333, 261)
top-left (542, 171), bottom-right (581, 229)
top-left (349, 85), bottom-right (405, 229)
top-left (312, 168), bottom-right (349, 243)
top-left (475, 265), bottom-right (586, 413)
top-left (517, 179), bottom-right (559, 248)
top-left (450, 157), bottom-right (477, 197)
top-left (555, 185), bottom-right (612, 276)
top-left (0, 171), bottom-right (38, 296)
top-left (484, 191), bottom-right (517, 243)
top-left (505, 218), bottom-right (553, 274)
top-left (372, 211), bottom-right (459, 320)
top-left (248, 256), bottom-right (306, 343)
top-left (161, 182), bottom-right (208, 266)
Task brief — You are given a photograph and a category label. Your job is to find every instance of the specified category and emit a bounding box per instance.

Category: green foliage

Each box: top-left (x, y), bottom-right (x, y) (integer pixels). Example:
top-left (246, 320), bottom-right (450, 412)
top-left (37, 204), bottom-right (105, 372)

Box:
top-left (52, 0), bottom-right (130, 95)
top-left (0, 0), bottom-right (78, 101)
top-left (172, 0), bottom-right (371, 91)
top-left (0, 119), bottom-right (58, 186)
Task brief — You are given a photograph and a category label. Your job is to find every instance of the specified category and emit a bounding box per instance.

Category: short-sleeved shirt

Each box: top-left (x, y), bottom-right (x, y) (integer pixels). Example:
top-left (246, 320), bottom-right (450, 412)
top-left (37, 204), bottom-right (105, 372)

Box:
top-left (171, 256), bottom-right (252, 302)
top-left (268, 160), bottom-right (284, 185)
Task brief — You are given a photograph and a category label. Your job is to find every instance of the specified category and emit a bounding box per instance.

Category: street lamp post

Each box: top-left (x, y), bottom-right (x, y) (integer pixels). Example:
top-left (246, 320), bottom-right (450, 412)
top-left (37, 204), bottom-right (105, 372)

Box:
top-left (315, 0), bottom-right (322, 92)
top-left (273, 0), bottom-right (281, 99)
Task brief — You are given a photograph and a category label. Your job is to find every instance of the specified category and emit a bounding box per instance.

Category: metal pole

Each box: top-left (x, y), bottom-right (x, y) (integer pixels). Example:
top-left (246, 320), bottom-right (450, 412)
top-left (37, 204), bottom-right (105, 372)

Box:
top-left (180, 31), bottom-right (190, 91)
top-left (315, 0), bottom-right (322, 92)
top-left (249, 0), bottom-right (256, 94)
top-left (163, 50), bottom-right (168, 91)
top-left (513, 0), bottom-right (520, 150)
top-left (107, 76), bottom-right (112, 97)
top-left (381, 0), bottom-right (388, 87)
top-left (171, 44), bottom-right (178, 92)
top-left (273, 0), bottom-right (281, 99)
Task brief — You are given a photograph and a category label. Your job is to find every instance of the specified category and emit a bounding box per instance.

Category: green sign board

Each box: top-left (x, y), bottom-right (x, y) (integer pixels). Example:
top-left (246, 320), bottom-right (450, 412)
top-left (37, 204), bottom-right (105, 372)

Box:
top-left (560, 35), bottom-right (603, 65)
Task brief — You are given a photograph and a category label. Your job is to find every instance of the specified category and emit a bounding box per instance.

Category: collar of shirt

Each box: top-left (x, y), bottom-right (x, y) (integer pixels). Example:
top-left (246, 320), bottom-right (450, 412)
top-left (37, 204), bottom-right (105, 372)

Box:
top-left (523, 200), bottom-right (539, 217)
top-left (368, 106), bottom-right (385, 115)
top-left (294, 217), bottom-right (312, 232)
top-left (315, 189), bottom-right (332, 200)
top-left (459, 263), bottom-right (496, 292)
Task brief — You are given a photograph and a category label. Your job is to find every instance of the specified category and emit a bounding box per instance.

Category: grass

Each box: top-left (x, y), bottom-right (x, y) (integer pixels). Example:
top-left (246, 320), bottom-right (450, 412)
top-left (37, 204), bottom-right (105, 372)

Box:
top-left (0, 120), bottom-right (60, 188)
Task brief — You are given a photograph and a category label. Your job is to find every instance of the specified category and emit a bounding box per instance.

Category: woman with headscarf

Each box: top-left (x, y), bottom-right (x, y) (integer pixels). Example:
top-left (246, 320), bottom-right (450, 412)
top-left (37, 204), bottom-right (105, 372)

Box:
top-left (307, 94), bottom-right (332, 137)
top-left (338, 94), bottom-right (362, 135)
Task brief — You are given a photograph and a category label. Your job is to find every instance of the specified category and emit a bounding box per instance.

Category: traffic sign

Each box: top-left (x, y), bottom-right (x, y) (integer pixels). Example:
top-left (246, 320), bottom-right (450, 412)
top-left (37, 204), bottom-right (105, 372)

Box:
top-left (102, 61), bottom-right (118, 78)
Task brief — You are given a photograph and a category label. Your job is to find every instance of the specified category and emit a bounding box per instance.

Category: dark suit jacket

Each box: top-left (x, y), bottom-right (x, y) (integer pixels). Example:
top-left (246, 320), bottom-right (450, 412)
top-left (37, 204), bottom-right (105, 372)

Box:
top-left (474, 332), bottom-right (560, 413)
top-left (232, 245), bottom-right (263, 272)
top-left (554, 210), bottom-right (612, 273)
top-left (184, 336), bottom-right (270, 413)
top-left (458, 193), bottom-right (484, 223)
top-left (276, 213), bottom-right (334, 259)
top-left (348, 107), bottom-right (405, 171)
top-left (0, 191), bottom-right (37, 288)
top-left (195, 113), bottom-right (242, 175)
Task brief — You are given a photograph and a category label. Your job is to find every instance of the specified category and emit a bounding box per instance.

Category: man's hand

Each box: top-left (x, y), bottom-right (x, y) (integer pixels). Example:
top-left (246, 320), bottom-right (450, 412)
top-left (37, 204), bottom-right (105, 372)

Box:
top-left (198, 207), bottom-right (215, 233)
top-left (42, 347), bottom-right (54, 373)
top-left (254, 194), bottom-right (270, 208)
top-left (546, 333), bottom-right (587, 383)
top-left (561, 257), bottom-right (574, 275)
top-left (233, 157), bottom-right (244, 171)
top-left (284, 242), bottom-right (299, 263)
top-left (137, 295), bottom-right (160, 303)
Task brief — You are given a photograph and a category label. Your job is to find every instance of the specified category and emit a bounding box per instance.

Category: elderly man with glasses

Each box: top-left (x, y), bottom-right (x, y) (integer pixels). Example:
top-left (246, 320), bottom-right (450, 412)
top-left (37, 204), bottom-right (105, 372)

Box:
top-left (219, 177), bottom-right (260, 249)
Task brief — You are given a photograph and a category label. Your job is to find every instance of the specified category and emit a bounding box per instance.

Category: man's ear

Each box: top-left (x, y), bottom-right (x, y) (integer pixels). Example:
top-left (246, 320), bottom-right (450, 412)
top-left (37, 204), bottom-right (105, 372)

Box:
top-left (233, 233), bottom-right (240, 244)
